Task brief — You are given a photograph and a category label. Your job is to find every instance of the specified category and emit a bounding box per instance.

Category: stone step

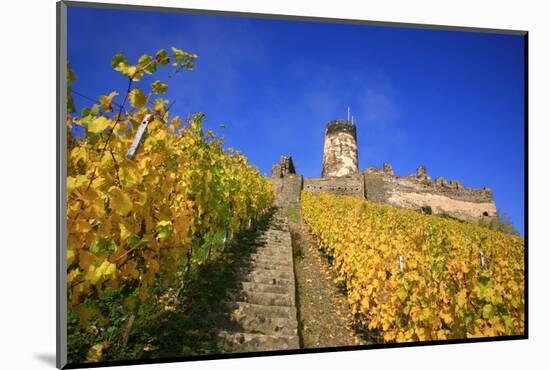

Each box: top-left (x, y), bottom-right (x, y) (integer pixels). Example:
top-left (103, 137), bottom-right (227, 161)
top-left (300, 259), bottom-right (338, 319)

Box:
top-left (253, 251), bottom-right (288, 258)
top-left (255, 239), bottom-right (289, 246)
top-left (240, 268), bottom-right (293, 281)
top-left (221, 301), bottom-right (297, 319)
top-left (250, 248), bottom-right (292, 257)
top-left (246, 261), bottom-right (293, 272)
top-left (218, 331), bottom-right (299, 353)
top-left (229, 290), bottom-right (294, 307)
top-left (249, 256), bottom-right (291, 266)
top-left (268, 216), bottom-right (287, 222)
top-left (265, 244), bottom-right (291, 250)
top-left (239, 273), bottom-right (292, 286)
top-left (216, 211), bottom-right (299, 353)
top-left (255, 243), bottom-right (290, 250)
top-left (213, 311), bottom-right (297, 336)
top-left (261, 231), bottom-right (285, 236)
top-left (272, 227), bottom-right (288, 231)
top-left (257, 231), bottom-right (290, 240)
top-left (239, 281), bottom-right (291, 295)
top-left (254, 253), bottom-right (290, 261)
top-left (268, 219), bottom-right (288, 226)
top-left (264, 226), bottom-right (286, 230)
top-left (255, 238), bottom-right (291, 245)
top-left (254, 240), bottom-right (289, 247)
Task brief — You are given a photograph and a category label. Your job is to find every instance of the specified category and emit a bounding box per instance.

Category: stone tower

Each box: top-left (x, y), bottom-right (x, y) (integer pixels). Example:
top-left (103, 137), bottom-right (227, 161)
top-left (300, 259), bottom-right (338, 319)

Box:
top-left (321, 119), bottom-right (359, 177)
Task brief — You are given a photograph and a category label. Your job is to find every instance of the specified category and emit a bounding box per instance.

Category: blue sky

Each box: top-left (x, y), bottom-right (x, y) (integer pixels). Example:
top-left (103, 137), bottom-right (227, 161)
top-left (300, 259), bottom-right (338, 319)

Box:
top-left (67, 6), bottom-right (526, 235)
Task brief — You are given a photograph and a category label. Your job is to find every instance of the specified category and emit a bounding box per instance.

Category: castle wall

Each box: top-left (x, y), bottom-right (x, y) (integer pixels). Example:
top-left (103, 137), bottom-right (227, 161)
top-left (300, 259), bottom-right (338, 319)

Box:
top-left (271, 174), bottom-right (303, 209)
top-left (270, 119), bottom-right (500, 225)
top-left (364, 168), bottom-right (497, 221)
top-left (322, 120), bottom-right (359, 177)
top-left (304, 175), bottom-right (365, 197)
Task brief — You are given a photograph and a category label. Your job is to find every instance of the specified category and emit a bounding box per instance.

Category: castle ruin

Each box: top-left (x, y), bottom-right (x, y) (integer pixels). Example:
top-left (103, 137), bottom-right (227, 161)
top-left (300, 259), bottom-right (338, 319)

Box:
top-left (271, 118), bottom-right (497, 222)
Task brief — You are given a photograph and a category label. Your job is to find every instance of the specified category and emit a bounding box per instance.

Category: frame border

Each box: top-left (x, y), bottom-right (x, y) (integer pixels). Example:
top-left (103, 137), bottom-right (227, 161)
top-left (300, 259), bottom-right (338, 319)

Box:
top-left (57, 1), bottom-right (68, 368)
top-left (62, 0), bottom-right (527, 35)
top-left (56, 1), bottom-right (529, 369)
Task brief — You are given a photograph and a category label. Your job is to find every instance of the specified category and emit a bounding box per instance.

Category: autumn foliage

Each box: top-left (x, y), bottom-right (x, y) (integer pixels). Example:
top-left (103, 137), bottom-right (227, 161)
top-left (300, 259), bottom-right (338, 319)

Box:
top-left (66, 47), bottom-right (273, 361)
top-left (301, 191), bottom-right (524, 342)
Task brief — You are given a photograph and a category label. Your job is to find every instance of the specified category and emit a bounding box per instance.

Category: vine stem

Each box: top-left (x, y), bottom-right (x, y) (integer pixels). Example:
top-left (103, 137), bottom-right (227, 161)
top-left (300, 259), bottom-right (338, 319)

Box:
top-left (85, 76), bottom-right (133, 191)
top-left (83, 52), bottom-right (189, 191)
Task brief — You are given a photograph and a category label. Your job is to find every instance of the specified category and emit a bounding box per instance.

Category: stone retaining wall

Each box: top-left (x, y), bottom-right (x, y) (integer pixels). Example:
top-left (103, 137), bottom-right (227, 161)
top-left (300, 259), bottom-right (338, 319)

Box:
top-left (304, 175), bottom-right (365, 198)
top-left (271, 174), bottom-right (303, 209)
top-left (270, 155), bottom-right (497, 223)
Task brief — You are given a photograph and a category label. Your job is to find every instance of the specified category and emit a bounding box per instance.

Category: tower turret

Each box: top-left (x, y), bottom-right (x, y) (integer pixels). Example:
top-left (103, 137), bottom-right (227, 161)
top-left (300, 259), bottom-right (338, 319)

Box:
top-left (322, 119), bottom-right (359, 177)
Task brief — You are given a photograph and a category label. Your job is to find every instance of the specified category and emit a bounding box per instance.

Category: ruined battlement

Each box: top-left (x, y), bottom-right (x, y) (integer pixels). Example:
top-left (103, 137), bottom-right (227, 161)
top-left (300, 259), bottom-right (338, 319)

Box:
top-left (363, 164), bottom-right (496, 220)
top-left (364, 164), bottom-right (494, 203)
top-left (325, 119), bottom-right (357, 140)
top-left (272, 155), bottom-right (296, 178)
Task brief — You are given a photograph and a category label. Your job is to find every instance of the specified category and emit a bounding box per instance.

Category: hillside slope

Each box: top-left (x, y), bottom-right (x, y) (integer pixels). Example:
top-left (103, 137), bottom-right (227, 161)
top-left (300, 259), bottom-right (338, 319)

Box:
top-left (301, 191), bottom-right (524, 343)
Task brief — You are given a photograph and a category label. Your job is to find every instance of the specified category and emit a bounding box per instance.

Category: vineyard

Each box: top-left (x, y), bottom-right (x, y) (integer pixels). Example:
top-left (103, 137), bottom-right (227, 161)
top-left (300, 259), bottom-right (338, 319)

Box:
top-left (65, 44), bottom-right (525, 365)
top-left (301, 191), bottom-right (524, 342)
top-left (66, 47), bottom-right (273, 362)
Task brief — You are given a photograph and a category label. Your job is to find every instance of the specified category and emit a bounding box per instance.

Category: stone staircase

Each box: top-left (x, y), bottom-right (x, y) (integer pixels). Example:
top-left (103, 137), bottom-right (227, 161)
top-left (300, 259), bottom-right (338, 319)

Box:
top-left (217, 210), bottom-right (300, 353)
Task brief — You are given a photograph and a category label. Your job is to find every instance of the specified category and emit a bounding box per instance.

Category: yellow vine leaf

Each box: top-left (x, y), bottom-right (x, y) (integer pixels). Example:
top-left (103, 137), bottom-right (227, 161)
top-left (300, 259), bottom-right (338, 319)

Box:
top-left (67, 249), bottom-right (75, 265)
top-left (457, 290), bottom-right (468, 308)
top-left (70, 146), bottom-right (88, 165)
top-left (440, 312), bottom-right (453, 325)
top-left (119, 223), bottom-right (132, 241)
top-left (99, 91), bottom-right (118, 112)
top-left (86, 260), bottom-right (116, 285)
top-left (67, 268), bottom-right (80, 284)
top-left (79, 250), bottom-right (97, 270)
top-left (128, 88), bottom-right (147, 109)
top-left (88, 116), bottom-right (111, 133)
top-left (86, 342), bottom-right (106, 363)
top-left (109, 188), bottom-right (133, 216)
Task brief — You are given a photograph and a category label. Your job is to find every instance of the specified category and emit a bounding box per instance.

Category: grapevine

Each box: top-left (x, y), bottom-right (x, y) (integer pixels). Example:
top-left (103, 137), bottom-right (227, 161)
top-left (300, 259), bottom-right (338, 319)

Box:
top-left (301, 191), bottom-right (524, 342)
top-left (66, 47), bottom-right (273, 361)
